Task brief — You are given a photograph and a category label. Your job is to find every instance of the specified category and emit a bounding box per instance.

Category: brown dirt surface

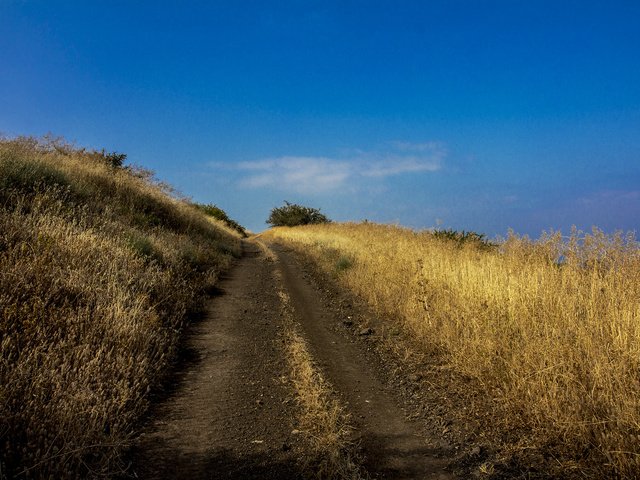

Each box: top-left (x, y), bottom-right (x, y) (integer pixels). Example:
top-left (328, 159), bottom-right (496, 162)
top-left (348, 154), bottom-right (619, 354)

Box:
top-left (126, 242), bottom-right (305, 479)
top-left (126, 240), bottom-right (461, 479)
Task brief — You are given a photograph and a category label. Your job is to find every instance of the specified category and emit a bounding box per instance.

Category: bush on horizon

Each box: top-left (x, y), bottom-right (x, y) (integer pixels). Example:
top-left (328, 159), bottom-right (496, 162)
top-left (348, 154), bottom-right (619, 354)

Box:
top-left (267, 201), bottom-right (330, 227)
top-left (431, 227), bottom-right (496, 249)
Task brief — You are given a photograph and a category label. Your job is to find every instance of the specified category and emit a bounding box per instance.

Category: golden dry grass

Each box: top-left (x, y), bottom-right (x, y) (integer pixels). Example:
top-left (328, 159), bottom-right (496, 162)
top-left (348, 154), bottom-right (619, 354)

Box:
top-left (0, 137), bottom-right (242, 478)
top-left (264, 222), bottom-right (640, 478)
top-left (275, 280), bottom-right (362, 479)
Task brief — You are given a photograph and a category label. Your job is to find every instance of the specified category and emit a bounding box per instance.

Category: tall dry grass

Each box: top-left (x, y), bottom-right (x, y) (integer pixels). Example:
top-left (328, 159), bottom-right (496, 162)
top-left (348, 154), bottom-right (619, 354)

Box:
top-left (265, 222), bottom-right (640, 478)
top-left (0, 137), bottom-right (242, 478)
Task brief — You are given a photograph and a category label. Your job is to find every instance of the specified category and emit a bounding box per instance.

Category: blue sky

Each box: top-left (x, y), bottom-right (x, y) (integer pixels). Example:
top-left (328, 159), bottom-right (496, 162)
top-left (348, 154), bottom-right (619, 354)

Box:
top-left (1, 1), bottom-right (639, 236)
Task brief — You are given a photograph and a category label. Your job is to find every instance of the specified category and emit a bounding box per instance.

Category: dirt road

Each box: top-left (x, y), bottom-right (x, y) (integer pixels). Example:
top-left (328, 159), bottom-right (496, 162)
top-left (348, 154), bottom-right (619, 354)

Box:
top-left (128, 240), bottom-right (456, 479)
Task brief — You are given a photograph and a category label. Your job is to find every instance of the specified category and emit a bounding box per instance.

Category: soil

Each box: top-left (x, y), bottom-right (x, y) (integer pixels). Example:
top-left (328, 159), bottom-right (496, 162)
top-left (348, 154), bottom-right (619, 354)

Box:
top-left (127, 240), bottom-right (464, 479)
top-left (126, 242), bottom-right (304, 479)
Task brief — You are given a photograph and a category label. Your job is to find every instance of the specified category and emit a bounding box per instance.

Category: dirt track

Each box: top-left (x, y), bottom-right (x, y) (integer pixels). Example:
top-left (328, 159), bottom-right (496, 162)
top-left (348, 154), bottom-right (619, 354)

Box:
top-left (128, 240), bottom-right (456, 479)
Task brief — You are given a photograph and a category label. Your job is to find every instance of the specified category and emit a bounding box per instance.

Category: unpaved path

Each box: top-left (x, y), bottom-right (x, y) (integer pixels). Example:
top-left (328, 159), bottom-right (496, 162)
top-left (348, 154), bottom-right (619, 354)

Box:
top-left (128, 242), bottom-right (303, 479)
top-left (129, 240), bottom-right (455, 479)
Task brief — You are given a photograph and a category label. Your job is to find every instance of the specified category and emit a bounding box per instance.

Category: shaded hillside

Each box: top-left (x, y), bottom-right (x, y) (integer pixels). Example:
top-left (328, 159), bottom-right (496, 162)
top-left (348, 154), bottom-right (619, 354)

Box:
top-left (0, 137), bottom-right (243, 478)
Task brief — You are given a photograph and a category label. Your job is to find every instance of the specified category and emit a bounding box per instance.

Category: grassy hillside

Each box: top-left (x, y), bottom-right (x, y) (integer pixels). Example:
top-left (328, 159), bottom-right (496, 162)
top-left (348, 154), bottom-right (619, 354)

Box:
top-left (265, 222), bottom-right (640, 478)
top-left (0, 137), bottom-right (243, 478)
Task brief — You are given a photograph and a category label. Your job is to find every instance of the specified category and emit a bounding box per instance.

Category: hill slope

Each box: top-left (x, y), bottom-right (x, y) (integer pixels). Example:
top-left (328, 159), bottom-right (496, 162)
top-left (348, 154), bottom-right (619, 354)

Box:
top-left (265, 222), bottom-right (640, 479)
top-left (0, 137), bottom-right (243, 478)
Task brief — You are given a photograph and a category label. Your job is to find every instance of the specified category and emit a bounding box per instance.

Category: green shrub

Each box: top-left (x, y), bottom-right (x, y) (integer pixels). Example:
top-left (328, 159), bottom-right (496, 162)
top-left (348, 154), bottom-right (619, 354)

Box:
top-left (126, 231), bottom-right (163, 263)
top-left (431, 228), bottom-right (495, 249)
top-left (102, 150), bottom-right (127, 168)
top-left (335, 255), bottom-right (354, 273)
top-left (267, 201), bottom-right (330, 227)
top-left (85, 149), bottom-right (127, 168)
top-left (192, 203), bottom-right (247, 237)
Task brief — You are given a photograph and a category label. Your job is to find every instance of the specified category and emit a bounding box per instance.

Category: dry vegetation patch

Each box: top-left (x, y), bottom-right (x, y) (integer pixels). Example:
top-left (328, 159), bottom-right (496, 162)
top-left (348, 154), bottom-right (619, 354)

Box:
top-left (274, 278), bottom-right (362, 479)
top-left (0, 137), bottom-right (242, 478)
top-left (264, 222), bottom-right (640, 478)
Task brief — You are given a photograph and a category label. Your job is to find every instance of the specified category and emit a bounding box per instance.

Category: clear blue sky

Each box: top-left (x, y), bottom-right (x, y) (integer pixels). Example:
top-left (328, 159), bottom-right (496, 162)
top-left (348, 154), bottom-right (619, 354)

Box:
top-left (2, 1), bottom-right (639, 236)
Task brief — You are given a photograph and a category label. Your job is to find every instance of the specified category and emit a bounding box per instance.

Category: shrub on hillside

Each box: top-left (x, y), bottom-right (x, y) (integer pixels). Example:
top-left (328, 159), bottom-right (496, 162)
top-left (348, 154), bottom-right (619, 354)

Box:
top-left (431, 228), bottom-right (495, 249)
top-left (193, 203), bottom-right (247, 237)
top-left (267, 201), bottom-right (330, 227)
top-left (104, 151), bottom-right (127, 168)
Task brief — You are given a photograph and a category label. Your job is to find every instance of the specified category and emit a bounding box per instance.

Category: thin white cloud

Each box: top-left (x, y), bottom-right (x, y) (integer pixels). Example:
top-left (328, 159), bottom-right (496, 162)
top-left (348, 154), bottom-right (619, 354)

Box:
top-left (390, 141), bottom-right (443, 153)
top-left (220, 141), bottom-right (446, 194)
top-left (237, 156), bottom-right (351, 194)
top-left (361, 141), bottom-right (446, 177)
top-left (363, 156), bottom-right (442, 177)
top-left (577, 189), bottom-right (640, 206)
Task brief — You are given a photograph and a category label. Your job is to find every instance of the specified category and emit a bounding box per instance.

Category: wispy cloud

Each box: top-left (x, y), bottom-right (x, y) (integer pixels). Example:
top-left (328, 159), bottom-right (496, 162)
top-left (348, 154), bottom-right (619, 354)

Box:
top-left (237, 156), bottom-right (351, 194)
top-left (363, 156), bottom-right (442, 177)
top-left (577, 189), bottom-right (640, 206)
top-left (390, 141), bottom-right (443, 153)
top-left (220, 141), bottom-right (446, 194)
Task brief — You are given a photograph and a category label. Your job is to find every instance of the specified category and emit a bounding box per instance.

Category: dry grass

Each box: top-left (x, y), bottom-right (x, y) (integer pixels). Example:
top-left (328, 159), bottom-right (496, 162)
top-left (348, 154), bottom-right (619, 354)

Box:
top-left (274, 278), bottom-right (362, 479)
top-left (264, 222), bottom-right (640, 478)
top-left (0, 137), bottom-right (242, 478)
